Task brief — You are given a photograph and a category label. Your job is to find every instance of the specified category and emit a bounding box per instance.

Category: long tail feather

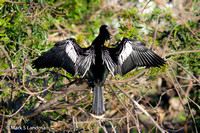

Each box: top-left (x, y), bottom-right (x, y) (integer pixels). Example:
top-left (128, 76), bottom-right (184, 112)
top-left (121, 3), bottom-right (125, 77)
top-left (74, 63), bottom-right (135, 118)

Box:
top-left (91, 85), bottom-right (105, 118)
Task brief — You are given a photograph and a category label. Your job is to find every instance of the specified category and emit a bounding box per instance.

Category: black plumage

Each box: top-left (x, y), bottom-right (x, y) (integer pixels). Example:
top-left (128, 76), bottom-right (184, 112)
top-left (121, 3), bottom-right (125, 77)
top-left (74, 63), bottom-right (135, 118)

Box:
top-left (33, 25), bottom-right (165, 118)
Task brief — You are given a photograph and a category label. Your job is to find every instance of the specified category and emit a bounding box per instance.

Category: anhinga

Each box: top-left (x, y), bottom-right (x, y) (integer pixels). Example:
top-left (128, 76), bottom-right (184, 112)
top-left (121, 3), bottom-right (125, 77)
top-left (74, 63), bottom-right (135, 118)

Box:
top-left (33, 25), bottom-right (165, 118)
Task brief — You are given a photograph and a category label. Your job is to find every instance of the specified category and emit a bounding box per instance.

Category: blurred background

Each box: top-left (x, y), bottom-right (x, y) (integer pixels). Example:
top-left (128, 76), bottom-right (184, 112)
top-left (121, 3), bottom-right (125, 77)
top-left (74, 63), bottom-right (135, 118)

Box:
top-left (0, 0), bottom-right (199, 132)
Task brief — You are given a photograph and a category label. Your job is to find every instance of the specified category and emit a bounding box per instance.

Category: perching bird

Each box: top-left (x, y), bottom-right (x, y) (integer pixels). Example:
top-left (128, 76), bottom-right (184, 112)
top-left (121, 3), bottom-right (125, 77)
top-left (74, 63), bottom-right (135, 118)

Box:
top-left (33, 25), bottom-right (165, 118)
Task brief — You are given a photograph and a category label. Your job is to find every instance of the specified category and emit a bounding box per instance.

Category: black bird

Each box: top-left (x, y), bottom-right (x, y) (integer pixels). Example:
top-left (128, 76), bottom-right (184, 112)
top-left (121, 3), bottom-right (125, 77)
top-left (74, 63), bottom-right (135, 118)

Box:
top-left (33, 25), bottom-right (165, 118)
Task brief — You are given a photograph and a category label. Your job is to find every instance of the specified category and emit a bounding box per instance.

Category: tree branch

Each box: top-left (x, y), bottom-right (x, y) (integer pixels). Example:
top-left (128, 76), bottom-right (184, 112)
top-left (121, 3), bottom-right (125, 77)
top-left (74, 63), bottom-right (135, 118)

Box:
top-left (165, 50), bottom-right (200, 57)
top-left (114, 84), bottom-right (167, 133)
top-left (5, 0), bottom-right (28, 4)
top-left (0, 45), bottom-right (13, 69)
top-left (22, 83), bottom-right (88, 118)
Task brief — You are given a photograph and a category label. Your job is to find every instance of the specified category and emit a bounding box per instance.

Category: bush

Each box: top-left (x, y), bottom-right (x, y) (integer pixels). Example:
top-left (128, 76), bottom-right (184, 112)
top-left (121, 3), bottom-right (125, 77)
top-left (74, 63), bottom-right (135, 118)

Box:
top-left (0, 0), bottom-right (199, 132)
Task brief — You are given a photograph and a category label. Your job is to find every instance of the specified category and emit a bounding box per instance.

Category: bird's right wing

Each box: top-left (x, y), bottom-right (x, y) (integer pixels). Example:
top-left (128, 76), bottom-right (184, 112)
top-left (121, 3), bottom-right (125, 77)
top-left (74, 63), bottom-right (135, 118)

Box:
top-left (33, 38), bottom-right (84, 76)
top-left (110, 38), bottom-right (165, 76)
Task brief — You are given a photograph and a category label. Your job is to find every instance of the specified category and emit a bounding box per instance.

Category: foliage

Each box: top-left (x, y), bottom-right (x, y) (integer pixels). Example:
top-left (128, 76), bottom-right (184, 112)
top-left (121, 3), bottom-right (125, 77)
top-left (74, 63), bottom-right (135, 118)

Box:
top-left (0, 0), bottom-right (200, 132)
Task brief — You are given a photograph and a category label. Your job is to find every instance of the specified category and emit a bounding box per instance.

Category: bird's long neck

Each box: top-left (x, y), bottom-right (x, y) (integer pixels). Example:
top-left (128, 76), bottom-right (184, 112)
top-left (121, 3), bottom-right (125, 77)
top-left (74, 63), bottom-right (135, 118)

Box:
top-left (92, 34), bottom-right (107, 46)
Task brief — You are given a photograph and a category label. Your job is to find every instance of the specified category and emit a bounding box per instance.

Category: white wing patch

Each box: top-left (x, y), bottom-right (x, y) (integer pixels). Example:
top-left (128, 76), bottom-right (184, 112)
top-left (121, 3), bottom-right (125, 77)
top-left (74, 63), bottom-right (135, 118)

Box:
top-left (118, 41), bottom-right (133, 65)
top-left (102, 50), bottom-right (117, 77)
top-left (65, 40), bottom-right (78, 63)
top-left (75, 49), bottom-right (95, 77)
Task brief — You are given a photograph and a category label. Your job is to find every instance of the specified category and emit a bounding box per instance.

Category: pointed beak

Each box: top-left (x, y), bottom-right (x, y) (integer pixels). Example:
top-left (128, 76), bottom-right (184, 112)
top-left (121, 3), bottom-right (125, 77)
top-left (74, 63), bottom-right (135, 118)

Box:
top-left (105, 40), bottom-right (110, 47)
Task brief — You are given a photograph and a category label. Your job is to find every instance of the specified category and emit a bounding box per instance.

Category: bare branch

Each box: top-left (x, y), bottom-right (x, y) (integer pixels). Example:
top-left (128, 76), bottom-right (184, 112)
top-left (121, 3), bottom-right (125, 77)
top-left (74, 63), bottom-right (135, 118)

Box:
top-left (0, 107), bottom-right (5, 133)
top-left (109, 84), bottom-right (141, 133)
top-left (165, 50), bottom-right (200, 57)
top-left (5, 0), bottom-right (28, 4)
top-left (114, 84), bottom-right (167, 133)
top-left (176, 14), bottom-right (200, 41)
top-left (0, 45), bottom-right (13, 69)
top-left (152, 11), bottom-right (172, 50)
top-left (22, 83), bottom-right (88, 118)
top-left (167, 61), bottom-right (198, 132)
top-left (0, 95), bottom-right (32, 118)
top-left (141, 0), bottom-right (151, 14)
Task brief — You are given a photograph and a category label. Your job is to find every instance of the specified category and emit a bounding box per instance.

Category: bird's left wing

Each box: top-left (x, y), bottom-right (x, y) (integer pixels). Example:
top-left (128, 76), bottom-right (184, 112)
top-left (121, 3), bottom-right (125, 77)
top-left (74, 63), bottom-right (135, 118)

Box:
top-left (33, 38), bottom-right (85, 76)
top-left (110, 38), bottom-right (165, 76)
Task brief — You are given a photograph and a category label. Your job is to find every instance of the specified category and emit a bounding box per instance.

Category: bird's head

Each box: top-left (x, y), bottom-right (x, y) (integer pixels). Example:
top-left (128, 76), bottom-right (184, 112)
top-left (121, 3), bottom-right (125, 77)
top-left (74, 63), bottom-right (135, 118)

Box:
top-left (99, 25), bottom-right (110, 41)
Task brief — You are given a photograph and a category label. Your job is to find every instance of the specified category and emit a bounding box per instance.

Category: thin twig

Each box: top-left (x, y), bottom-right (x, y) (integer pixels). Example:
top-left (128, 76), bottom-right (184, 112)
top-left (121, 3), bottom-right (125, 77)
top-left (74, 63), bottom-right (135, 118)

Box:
top-left (0, 45), bottom-right (13, 69)
top-left (0, 39), bottom-right (39, 54)
top-left (169, 59), bottom-right (200, 85)
top-left (109, 84), bottom-right (141, 133)
top-left (114, 84), bottom-right (167, 133)
top-left (165, 50), bottom-right (200, 57)
top-left (5, 0), bottom-right (28, 4)
top-left (0, 95), bottom-right (32, 117)
top-left (167, 62), bottom-right (198, 132)
top-left (99, 121), bottom-right (108, 133)
top-left (22, 83), bottom-right (88, 118)
top-left (176, 14), bottom-right (200, 41)
top-left (152, 11), bottom-right (172, 50)
top-left (163, 24), bottom-right (180, 56)
top-left (105, 69), bottom-right (147, 84)
top-left (141, 0), bottom-right (151, 14)
top-left (108, 121), bottom-right (117, 133)
top-left (0, 107), bottom-right (5, 133)
top-left (76, 116), bottom-right (128, 124)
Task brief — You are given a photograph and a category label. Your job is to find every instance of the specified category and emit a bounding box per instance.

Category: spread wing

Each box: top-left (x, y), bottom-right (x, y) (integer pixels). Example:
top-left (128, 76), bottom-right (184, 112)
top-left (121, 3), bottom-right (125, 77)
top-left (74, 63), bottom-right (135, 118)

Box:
top-left (110, 38), bottom-right (165, 76)
top-left (33, 38), bottom-right (89, 76)
top-left (75, 48), bottom-right (95, 77)
top-left (102, 47), bottom-right (117, 77)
